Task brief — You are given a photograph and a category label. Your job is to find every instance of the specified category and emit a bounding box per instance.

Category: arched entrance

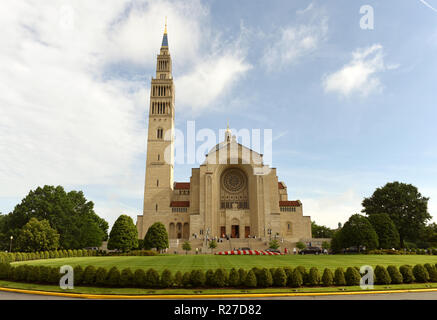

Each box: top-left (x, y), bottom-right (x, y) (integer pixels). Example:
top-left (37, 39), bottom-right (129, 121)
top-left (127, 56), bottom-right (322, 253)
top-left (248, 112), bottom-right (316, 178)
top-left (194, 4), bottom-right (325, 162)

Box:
top-left (176, 223), bottom-right (182, 239)
top-left (183, 223), bottom-right (189, 239)
top-left (169, 223), bottom-right (175, 239)
top-left (231, 218), bottom-right (240, 238)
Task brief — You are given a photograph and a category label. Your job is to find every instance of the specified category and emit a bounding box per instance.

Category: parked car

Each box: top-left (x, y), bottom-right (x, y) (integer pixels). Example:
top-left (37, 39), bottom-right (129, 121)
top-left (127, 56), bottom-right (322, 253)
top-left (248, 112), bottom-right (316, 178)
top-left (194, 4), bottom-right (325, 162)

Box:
top-left (265, 248), bottom-right (281, 253)
top-left (300, 247), bottom-right (323, 254)
top-left (239, 247), bottom-right (251, 251)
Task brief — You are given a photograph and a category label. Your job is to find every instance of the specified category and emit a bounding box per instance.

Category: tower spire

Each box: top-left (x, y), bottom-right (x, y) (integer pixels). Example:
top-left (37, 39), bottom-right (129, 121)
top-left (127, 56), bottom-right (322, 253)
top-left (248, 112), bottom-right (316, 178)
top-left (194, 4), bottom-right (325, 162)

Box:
top-left (161, 17), bottom-right (168, 47)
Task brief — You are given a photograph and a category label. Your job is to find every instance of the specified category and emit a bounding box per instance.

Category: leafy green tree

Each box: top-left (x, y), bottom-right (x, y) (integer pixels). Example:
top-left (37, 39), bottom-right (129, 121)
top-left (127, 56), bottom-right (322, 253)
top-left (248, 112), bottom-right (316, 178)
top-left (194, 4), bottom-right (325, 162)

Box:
top-left (296, 241), bottom-right (306, 251)
top-left (367, 213), bottom-right (400, 249)
top-left (322, 241), bottom-right (331, 250)
top-left (143, 222), bottom-right (168, 251)
top-left (108, 215), bottom-right (138, 252)
top-left (182, 241), bottom-right (191, 254)
top-left (16, 218), bottom-right (60, 252)
top-left (0, 186), bottom-right (108, 249)
top-left (269, 239), bottom-right (279, 250)
top-left (311, 221), bottom-right (335, 238)
top-left (330, 230), bottom-right (344, 253)
top-left (362, 182), bottom-right (431, 247)
top-left (340, 214), bottom-right (378, 251)
top-left (208, 240), bottom-right (217, 254)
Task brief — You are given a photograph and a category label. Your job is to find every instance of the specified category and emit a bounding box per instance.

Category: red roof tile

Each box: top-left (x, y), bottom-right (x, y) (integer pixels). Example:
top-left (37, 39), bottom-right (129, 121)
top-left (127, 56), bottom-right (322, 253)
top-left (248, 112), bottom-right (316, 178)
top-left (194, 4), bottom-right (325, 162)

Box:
top-left (170, 201), bottom-right (190, 207)
top-left (279, 201), bottom-right (300, 207)
top-left (174, 182), bottom-right (190, 189)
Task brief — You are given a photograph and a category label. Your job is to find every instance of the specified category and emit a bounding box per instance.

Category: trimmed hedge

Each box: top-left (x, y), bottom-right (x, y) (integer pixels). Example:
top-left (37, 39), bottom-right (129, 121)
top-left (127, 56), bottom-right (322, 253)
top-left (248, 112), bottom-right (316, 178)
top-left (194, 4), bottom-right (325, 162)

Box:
top-left (322, 268), bottom-right (334, 287)
top-left (399, 265), bottom-right (414, 283)
top-left (387, 265), bottom-right (403, 284)
top-left (345, 267), bottom-right (360, 286)
top-left (374, 265), bottom-right (391, 285)
top-left (3, 262), bottom-right (437, 289)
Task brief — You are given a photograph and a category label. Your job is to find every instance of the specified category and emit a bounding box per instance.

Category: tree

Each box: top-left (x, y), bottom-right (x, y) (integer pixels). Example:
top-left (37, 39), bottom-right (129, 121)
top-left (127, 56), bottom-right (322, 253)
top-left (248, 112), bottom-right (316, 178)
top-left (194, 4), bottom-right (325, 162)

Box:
top-left (311, 222), bottom-right (335, 238)
top-left (367, 213), bottom-right (400, 249)
top-left (16, 218), bottom-right (60, 252)
top-left (322, 241), bottom-right (331, 250)
top-left (296, 241), bottom-right (306, 251)
top-left (362, 182), bottom-right (431, 247)
top-left (0, 185), bottom-right (108, 249)
top-left (269, 239), bottom-right (280, 250)
top-left (209, 240), bottom-right (217, 254)
top-left (143, 222), bottom-right (168, 251)
top-left (340, 214), bottom-right (378, 251)
top-left (182, 241), bottom-right (191, 255)
top-left (108, 215), bottom-right (138, 252)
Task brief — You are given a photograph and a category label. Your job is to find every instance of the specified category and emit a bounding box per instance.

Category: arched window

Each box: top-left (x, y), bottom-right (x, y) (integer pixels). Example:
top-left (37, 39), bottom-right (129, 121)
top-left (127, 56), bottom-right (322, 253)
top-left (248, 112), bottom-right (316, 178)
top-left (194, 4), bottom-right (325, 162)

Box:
top-left (156, 204), bottom-right (158, 212)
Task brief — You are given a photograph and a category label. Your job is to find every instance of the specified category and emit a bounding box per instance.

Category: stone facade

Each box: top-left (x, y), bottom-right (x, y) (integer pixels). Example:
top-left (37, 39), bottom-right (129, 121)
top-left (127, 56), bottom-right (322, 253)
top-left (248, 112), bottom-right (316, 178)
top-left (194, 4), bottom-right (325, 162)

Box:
top-left (136, 28), bottom-right (312, 243)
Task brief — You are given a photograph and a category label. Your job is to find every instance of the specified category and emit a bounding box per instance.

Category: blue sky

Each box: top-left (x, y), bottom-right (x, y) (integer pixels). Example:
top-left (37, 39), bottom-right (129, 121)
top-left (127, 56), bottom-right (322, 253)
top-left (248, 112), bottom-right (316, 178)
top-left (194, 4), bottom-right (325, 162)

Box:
top-left (1, 0), bottom-right (437, 229)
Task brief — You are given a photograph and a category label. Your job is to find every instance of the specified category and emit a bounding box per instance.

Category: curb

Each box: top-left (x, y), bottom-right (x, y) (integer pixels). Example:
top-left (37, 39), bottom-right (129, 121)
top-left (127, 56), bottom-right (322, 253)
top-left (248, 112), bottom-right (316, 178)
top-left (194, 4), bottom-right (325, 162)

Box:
top-left (1, 286), bottom-right (437, 299)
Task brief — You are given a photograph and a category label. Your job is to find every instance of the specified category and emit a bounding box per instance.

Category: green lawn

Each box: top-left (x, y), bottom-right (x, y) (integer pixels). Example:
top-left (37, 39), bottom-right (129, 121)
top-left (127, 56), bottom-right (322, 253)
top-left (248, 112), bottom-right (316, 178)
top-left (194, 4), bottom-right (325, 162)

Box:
top-left (12, 254), bottom-right (437, 273)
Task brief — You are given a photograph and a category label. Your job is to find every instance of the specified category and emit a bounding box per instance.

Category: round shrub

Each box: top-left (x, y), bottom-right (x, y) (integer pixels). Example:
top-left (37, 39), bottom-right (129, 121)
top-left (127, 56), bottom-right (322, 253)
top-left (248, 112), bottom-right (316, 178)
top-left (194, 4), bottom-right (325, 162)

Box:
top-left (160, 269), bottom-right (173, 288)
top-left (238, 268), bottom-right (247, 285)
top-left (145, 268), bottom-right (160, 288)
top-left (273, 268), bottom-right (287, 287)
top-left (190, 269), bottom-right (206, 287)
top-left (308, 267), bottom-right (321, 286)
top-left (27, 266), bottom-right (40, 283)
top-left (205, 269), bottom-right (215, 287)
top-left (44, 251), bottom-right (49, 259)
top-left (334, 268), bottom-right (346, 286)
top-left (399, 265), bottom-right (414, 283)
top-left (182, 271), bottom-right (191, 288)
top-left (345, 267), bottom-right (360, 286)
top-left (284, 267), bottom-right (293, 286)
top-left (82, 266), bottom-right (97, 285)
top-left (296, 266), bottom-right (308, 285)
top-left (214, 268), bottom-right (228, 287)
top-left (107, 267), bottom-right (121, 287)
top-left (72, 249), bottom-right (78, 257)
top-left (322, 268), bottom-right (334, 287)
top-left (0, 263), bottom-right (11, 280)
top-left (38, 266), bottom-right (50, 283)
top-left (244, 270), bottom-right (257, 288)
top-left (257, 268), bottom-right (273, 288)
top-left (77, 250), bottom-right (83, 257)
top-left (228, 268), bottom-right (240, 287)
top-left (73, 265), bottom-right (84, 286)
top-left (290, 268), bottom-right (303, 288)
top-left (424, 264), bottom-right (437, 282)
top-left (134, 269), bottom-right (146, 288)
top-left (174, 271), bottom-right (183, 287)
top-left (374, 265), bottom-right (391, 285)
top-left (413, 264), bottom-right (429, 283)
top-left (386, 265), bottom-right (403, 284)
top-left (95, 267), bottom-right (108, 286)
top-left (269, 268), bottom-right (276, 280)
top-left (120, 268), bottom-right (134, 287)
top-left (13, 265), bottom-right (27, 281)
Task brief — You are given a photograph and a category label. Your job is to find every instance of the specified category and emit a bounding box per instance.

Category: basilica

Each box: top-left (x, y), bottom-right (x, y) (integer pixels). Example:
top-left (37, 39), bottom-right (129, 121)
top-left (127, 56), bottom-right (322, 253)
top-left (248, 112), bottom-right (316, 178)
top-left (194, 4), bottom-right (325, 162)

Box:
top-left (136, 26), bottom-right (313, 245)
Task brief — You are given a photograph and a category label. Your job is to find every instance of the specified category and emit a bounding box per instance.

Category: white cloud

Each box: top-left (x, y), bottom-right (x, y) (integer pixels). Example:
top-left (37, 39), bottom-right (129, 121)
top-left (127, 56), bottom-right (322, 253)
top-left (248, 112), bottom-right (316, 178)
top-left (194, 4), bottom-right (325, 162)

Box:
top-left (302, 189), bottom-right (363, 229)
top-left (261, 10), bottom-right (328, 70)
top-left (176, 51), bottom-right (252, 112)
top-left (322, 44), bottom-right (397, 97)
top-left (0, 0), bottom-right (251, 223)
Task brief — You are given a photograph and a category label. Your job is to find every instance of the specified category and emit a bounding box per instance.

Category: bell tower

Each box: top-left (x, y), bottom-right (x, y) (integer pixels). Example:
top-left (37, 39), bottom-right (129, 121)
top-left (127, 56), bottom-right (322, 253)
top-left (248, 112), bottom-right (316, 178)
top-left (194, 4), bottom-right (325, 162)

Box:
top-left (143, 20), bottom-right (175, 216)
